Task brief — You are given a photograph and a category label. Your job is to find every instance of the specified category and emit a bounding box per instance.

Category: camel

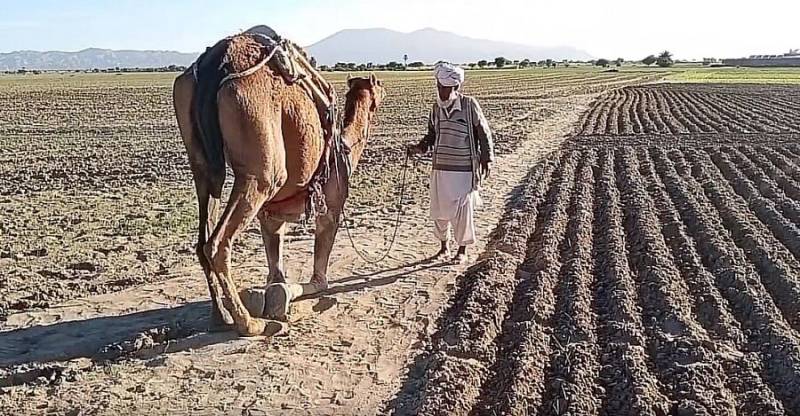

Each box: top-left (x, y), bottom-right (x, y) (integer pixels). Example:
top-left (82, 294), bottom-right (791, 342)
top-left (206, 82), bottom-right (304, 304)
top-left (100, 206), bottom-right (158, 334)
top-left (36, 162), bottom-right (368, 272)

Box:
top-left (173, 31), bottom-right (385, 336)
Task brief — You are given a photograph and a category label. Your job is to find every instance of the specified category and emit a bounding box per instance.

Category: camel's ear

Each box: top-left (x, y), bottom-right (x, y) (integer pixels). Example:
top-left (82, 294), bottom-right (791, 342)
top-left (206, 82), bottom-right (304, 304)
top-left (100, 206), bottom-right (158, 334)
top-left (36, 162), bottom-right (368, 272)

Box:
top-left (369, 73), bottom-right (377, 86)
top-left (346, 73), bottom-right (355, 88)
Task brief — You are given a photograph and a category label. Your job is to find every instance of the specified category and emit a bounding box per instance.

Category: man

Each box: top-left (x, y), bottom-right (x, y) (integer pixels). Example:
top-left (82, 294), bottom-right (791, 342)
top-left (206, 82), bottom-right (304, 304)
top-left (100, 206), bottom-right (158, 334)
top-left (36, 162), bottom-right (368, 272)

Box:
top-left (407, 62), bottom-right (494, 264)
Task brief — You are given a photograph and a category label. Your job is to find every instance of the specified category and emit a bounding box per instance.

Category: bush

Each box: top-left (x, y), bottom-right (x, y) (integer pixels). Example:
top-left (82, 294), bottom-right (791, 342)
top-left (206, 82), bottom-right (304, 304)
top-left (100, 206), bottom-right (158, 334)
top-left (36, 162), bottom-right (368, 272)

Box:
top-left (595, 58), bottom-right (610, 67)
top-left (408, 61), bottom-right (425, 68)
top-left (477, 60), bottom-right (488, 68)
top-left (642, 55), bottom-right (657, 65)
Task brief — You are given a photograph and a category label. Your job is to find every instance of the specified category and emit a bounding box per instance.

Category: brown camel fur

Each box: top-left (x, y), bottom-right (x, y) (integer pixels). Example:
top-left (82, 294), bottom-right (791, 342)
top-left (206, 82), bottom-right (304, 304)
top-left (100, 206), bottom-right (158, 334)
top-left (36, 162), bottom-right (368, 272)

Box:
top-left (173, 34), bottom-right (384, 336)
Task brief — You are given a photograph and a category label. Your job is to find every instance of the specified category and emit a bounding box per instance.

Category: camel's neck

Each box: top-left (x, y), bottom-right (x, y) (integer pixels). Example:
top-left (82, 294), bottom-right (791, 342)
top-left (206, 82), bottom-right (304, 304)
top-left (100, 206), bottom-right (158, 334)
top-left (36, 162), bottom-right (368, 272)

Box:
top-left (341, 98), bottom-right (372, 171)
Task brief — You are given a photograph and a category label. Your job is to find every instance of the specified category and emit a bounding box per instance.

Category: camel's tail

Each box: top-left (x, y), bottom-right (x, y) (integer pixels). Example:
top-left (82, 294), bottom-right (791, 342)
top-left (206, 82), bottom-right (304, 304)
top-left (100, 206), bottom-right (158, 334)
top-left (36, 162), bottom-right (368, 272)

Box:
top-left (190, 38), bottom-right (231, 176)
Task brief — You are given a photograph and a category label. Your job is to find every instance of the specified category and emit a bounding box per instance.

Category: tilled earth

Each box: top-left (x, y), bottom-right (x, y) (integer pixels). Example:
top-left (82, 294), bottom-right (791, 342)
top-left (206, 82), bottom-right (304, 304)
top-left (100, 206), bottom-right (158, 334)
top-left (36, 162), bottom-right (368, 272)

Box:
top-left (393, 83), bottom-right (800, 415)
top-left (0, 69), bottom-right (658, 322)
top-left (0, 68), bottom-right (660, 414)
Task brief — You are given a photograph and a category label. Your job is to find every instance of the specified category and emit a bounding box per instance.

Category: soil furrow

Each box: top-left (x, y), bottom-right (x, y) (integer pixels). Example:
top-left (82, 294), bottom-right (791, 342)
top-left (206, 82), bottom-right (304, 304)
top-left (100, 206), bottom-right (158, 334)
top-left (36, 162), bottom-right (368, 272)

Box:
top-left (667, 90), bottom-right (710, 133)
top-left (616, 147), bottom-right (734, 414)
top-left (397, 154), bottom-right (565, 416)
top-left (660, 148), bottom-right (800, 412)
top-left (537, 150), bottom-right (602, 415)
top-left (592, 148), bottom-right (671, 416)
top-left (636, 148), bottom-right (744, 343)
top-left (748, 145), bottom-right (800, 202)
top-left (640, 147), bottom-right (780, 414)
top-left (629, 87), bottom-right (643, 134)
top-left (686, 149), bottom-right (800, 332)
top-left (714, 146), bottom-right (800, 259)
top-left (689, 92), bottom-right (751, 133)
top-left (618, 88), bottom-right (634, 134)
top-left (472, 151), bottom-right (580, 415)
top-left (651, 148), bottom-right (793, 414)
top-left (728, 146), bottom-right (800, 226)
top-left (606, 90), bottom-right (621, 135)
top-left (683, 92), bottom-right (730, 133)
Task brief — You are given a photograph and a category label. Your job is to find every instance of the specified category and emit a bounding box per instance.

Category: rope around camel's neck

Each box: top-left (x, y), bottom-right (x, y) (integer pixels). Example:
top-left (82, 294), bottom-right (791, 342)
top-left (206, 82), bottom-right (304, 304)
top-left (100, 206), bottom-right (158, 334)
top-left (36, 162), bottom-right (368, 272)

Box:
top-left (341, 100), bottom-right (372, 167)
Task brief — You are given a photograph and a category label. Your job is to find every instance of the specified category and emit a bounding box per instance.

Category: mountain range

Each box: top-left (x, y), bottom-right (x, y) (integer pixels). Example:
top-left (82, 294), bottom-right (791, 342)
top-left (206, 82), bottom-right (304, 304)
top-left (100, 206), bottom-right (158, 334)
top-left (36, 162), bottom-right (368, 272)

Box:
top-left (0, 28), bottom-right (591, 71)
top-left (307, 28), bottom-right (591, 66)
top-left (0, 48), bottom-right (197, 71)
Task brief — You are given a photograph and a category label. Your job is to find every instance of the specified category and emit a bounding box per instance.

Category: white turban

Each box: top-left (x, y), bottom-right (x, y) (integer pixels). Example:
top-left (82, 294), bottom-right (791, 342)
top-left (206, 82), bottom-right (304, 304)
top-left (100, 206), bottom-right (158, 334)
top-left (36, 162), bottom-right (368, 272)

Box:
top-left (434, 62), bottom-right (465, 87)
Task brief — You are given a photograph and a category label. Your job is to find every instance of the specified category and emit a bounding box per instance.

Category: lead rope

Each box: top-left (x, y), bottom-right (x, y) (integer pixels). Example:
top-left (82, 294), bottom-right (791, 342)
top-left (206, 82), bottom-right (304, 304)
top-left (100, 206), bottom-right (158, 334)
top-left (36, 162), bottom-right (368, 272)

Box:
top-left (333, 123), bottom-right (412, 265)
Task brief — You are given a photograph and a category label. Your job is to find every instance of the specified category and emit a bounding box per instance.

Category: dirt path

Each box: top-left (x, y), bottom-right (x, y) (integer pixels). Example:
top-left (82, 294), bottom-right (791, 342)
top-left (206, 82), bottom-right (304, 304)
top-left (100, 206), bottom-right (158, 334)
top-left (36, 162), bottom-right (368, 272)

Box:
top-left (0, 95), bottom-right (591, 415)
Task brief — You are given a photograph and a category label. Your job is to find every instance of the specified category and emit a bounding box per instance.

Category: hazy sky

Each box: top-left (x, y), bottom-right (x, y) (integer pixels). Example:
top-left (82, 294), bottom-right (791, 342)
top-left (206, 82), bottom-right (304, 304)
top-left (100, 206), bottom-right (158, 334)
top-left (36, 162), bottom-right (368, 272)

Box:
top-left (1, 0), bottom-right (797, 60)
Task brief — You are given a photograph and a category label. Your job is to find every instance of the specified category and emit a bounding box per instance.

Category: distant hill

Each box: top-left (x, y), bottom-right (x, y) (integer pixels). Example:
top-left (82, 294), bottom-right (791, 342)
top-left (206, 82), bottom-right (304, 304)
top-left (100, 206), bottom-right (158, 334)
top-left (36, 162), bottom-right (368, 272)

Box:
top-left (0, 27), bottom-right (592, 71)
top-left (0, 48), bottom-right (198, 71)
top-left (307, 28), bottom-right (592, 66)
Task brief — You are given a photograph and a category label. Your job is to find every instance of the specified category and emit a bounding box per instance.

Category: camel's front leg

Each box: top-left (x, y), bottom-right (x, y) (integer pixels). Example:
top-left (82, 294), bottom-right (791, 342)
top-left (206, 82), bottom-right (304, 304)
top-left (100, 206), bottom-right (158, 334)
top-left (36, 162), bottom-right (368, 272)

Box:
top-left (310, 209), bottom-right (341, 291)
top-left (258, 213), bottom-right (287, 285)
top-left (261, 208), bottom-right (340, 320)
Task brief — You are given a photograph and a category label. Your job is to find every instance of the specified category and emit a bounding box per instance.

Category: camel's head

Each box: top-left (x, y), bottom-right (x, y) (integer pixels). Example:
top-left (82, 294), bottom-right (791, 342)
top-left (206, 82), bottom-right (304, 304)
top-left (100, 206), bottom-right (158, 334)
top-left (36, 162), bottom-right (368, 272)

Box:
top-left (346, 73), bottom-right (385, 114)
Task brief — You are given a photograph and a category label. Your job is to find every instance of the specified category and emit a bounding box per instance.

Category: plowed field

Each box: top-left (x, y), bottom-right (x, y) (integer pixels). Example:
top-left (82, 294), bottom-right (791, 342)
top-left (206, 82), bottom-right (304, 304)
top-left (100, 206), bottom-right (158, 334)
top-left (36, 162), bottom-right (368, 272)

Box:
top-left (394, 83), bottom-right (800, 415)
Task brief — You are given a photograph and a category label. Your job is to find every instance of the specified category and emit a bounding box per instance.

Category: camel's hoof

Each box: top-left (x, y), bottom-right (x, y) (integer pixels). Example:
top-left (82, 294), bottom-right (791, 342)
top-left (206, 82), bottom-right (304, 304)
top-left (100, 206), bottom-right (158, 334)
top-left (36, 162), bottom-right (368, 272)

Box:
top-left (264, 283), bottom-right (291, 321)
top-left (240, 288), bottom-right (267, 318)
top-left (238, 317), bottom-right (287, 337)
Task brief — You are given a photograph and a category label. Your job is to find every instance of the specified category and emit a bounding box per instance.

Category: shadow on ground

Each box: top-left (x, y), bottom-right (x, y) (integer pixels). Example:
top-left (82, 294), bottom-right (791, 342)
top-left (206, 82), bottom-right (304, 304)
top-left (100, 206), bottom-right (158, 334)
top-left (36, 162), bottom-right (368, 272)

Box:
top-left (0, 256), bottom-right (447, 373)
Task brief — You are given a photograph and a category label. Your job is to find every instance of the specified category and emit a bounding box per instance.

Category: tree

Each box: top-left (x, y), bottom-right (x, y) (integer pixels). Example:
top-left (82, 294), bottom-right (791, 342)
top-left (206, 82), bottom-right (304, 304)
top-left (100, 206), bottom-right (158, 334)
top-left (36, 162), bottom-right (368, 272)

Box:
top-left (319, 65), bottom-right (331, 72)
top-left (309, 57), bottom-right (317, 68)
top-left (477, 60), bottom-right (488, 68)
top-left (595, 58), bottom-right (610, 67)
top-left (545, 59), bottom-right (553, 68)
top-left (494, 57), bottom-right (508, 68)
top-left (642, 55), bottom-right (657, 66)
top-left (387, 61), bottom-right (400, 70)
top-left (657, 50), bottom-right (674, 67)
top-left (468, 63), bottom-right (477, 69)
top-left (562, 60), bottom-right (571, 67)
top-left (615, 58), bottom-right (624, 67)
top-left (519, 59), bottom-right (531, 68)
top-left (403, 54), bottom-right (408, 67)
top-left (408, 61), bottom-right (425, 68)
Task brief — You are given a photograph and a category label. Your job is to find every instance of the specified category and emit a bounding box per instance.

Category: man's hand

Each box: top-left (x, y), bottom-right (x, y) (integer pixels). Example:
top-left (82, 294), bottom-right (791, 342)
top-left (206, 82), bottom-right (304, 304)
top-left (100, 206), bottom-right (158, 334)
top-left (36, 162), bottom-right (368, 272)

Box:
top-left (480, 160), bottom-right (491, 179)
top-left (406, 144), bottom-right (423, 156)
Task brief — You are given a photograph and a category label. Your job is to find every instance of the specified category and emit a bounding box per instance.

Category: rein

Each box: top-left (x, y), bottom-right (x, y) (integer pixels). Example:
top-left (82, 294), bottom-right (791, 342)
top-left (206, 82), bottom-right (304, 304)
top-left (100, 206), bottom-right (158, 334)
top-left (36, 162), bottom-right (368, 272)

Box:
top-left (334, 118), bottom-right (411, 265)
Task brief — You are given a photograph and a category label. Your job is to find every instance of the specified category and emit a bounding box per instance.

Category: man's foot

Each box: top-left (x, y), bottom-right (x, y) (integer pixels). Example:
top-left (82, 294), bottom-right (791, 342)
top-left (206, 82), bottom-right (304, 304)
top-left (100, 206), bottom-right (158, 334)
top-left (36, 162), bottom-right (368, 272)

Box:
top-left (452, 246), bottom-right (467, 265)
top-left (432, 241), bottom-right (448, 260)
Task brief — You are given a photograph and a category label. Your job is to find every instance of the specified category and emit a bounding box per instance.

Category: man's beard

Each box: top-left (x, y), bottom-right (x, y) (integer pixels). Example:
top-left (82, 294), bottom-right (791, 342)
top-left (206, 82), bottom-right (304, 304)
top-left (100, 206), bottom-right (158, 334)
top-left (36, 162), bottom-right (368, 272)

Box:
top-left (437, 90), bottom-right (458, 109)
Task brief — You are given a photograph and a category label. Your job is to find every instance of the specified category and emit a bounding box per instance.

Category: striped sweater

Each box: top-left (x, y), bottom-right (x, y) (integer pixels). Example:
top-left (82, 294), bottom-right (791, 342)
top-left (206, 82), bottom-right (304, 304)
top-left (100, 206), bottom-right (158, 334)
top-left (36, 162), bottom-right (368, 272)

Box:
top-left (417, 94), bottom-right (494, 172)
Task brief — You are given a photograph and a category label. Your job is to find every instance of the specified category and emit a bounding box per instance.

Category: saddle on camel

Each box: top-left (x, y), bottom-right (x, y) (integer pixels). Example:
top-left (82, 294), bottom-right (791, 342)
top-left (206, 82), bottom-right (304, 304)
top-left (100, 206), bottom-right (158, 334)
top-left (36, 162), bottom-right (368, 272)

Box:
top-left (173, 25), bottom-right (385, 336)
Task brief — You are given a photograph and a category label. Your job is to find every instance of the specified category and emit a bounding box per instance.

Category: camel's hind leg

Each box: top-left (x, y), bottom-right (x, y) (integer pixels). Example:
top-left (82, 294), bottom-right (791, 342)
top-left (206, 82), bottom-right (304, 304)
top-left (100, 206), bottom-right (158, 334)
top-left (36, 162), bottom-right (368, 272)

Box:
top-left (204, 176), bottom-right (284, 336)
top-left (173, 72), bottom-right (231, 328)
